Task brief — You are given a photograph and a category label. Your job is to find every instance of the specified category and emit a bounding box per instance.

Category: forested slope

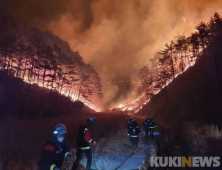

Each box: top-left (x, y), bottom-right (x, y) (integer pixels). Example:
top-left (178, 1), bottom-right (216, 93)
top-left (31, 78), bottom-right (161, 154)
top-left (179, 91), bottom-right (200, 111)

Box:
top-left (138, 13), bottom-right (222, 132)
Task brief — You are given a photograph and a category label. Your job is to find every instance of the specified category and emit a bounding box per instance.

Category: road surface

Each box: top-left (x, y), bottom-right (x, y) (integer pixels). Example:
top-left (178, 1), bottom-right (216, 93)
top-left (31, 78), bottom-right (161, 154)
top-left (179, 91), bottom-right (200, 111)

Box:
top-left (80, 132), bottom-right (159, 170)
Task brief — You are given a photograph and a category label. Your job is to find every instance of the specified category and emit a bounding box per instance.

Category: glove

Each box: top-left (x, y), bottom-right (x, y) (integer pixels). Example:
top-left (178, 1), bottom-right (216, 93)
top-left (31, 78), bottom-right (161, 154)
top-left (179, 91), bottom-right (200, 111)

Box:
top-left (54, 167), bottom-right (60, 170)
top-left (65, 155), bottom-right (72, 161)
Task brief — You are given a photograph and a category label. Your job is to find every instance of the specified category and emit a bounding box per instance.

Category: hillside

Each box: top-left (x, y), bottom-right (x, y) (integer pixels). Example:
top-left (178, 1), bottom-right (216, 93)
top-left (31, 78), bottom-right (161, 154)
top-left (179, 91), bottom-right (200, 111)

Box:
top-left (0, 13), bottom-right (103, 112)
top-left (138, 35), bottom-right (222, 134)
top-left (0, 71), bottom-right (95, 118)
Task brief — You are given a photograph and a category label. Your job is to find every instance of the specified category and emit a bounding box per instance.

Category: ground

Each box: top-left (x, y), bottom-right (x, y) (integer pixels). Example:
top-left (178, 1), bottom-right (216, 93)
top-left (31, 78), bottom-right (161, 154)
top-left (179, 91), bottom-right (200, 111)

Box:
top-left (77, 132), bottom-right (157, 170)
top-left (0, 112), bottom-right (157, 170)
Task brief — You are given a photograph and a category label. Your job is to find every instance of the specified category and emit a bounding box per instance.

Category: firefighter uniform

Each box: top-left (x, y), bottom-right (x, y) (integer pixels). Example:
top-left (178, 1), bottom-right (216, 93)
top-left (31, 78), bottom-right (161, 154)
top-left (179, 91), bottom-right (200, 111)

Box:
top-left (38, 124), bottom-right (71, 170)
top-left (127, 117), bottom-right (134, 135)
top-left (72, 116), bottom-right (96, 170)
top-left (127, 117), bottom-right (138, 142)
top-left (149, 117), bottom-right (156, 138)
top-left (129, 124), bottom-right (140, 149)
top-left (143, 117), bottom-right (150, 137)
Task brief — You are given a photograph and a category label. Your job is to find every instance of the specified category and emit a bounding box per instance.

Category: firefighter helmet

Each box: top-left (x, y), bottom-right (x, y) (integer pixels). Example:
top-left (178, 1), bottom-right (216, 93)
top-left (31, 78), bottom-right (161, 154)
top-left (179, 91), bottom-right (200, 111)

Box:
top-left (53, 124), bottom-right (67, 136)
top-left (87, 116), bottom-right (96, 125)
top-left (130, 116), bottom-right (134, 121)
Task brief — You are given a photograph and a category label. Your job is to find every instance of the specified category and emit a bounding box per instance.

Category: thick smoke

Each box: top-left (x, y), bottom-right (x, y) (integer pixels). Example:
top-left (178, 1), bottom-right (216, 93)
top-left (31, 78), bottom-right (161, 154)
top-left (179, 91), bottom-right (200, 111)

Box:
top-left (2, 0), bottom-right (222, 107)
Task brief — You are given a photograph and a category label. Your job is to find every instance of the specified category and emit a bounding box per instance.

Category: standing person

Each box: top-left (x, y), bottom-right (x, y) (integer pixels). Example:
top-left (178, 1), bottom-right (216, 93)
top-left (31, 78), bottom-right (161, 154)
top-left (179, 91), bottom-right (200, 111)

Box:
top-left (38, 124), bottom-right (72, 170)
top-left (149, 116), bottom-right (156, 138)
top-left (127, 117), bottom-right (138, 142)
top-left (143, 116), bottom-right (150, 137)
top-left (129, 121), bottom-right (140, 149)
top-left (72, 116), bottom-right (96, 170)
top-left (127, 116), bottom-right (134, 135)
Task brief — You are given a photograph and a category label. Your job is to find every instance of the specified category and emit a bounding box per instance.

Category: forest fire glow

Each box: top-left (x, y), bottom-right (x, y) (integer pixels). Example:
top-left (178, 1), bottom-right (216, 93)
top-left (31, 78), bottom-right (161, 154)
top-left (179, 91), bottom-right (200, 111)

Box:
top-left (22, 75), bottom-right (100, 112)
top-left (0, 18), bottom-right (103, 113)
top-left (112, 36), bottom-right (202, 113)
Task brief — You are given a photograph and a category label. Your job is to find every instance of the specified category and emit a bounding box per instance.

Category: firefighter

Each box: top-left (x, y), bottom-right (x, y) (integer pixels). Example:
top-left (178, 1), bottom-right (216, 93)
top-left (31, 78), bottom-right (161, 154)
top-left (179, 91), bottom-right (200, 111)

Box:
top-left (38, 124), bottom-right (72, 170)
top-left (72, 116), bottom-right (96, 170)
top-left (143, 116), bottom-right (150, 137)
top-left (127, 117), bottom-right (138, 142)
top-left (127, 117), bottom-right (133, 136)
top-left (129, 122), bottom-right (140, 149)
top-left (149, 116), bottom-right (156, 138)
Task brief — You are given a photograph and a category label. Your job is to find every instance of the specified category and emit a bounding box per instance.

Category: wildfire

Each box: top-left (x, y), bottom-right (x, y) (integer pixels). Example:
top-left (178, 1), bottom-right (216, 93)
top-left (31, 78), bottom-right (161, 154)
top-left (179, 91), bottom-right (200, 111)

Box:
top-left (111, 52), bottom-right (198, 114)
top-left (23, 77), bottom-right (100, 112)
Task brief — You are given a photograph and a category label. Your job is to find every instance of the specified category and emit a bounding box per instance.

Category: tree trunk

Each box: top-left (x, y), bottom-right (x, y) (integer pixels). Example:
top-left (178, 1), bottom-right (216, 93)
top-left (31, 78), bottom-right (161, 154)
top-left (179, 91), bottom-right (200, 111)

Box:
top-left (170, 50), bottom-right (175, 79)
top-left (36, 68), bottom-right (40, 82)
top-left (4, 55), bottom-right (7, 70)
top-left (16, 57), bottom-right (21, 77)
top-left (43, 68), bottom-right (46, 87)
top-left (60, 77), bottom-right (64, 93)
top-left (77, 83), bottom-right (82, 100)
top-left (7, 54), bottom-right (12, 73)
top-left (68, 83), bottom-right (72, 97)
top-left (22, 58), bottom-right (27, 79)
top-left (51, 69), bottom-right (57, 89)
top-left (29, 55), bottom-right (34, 81)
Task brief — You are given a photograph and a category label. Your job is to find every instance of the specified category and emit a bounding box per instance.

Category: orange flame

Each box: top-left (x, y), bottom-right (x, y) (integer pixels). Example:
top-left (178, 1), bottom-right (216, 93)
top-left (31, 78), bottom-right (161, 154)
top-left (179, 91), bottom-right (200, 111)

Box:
top-left (111, 50), bottom-right (199, 113)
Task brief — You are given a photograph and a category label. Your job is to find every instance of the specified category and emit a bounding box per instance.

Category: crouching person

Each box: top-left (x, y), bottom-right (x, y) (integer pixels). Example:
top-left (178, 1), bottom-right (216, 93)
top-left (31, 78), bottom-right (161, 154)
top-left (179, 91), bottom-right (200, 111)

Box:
top-left (129, 123), bottom-right (140, 149)
top-left (72, 116), bottom-right (96, 170)
top-left (38, 124), bottom-right (72, 170)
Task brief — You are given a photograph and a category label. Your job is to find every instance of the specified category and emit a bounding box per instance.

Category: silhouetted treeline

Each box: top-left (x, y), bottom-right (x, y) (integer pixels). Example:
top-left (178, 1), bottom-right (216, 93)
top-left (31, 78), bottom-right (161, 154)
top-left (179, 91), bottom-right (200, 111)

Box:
top-left (0, 71), bottom-right (95, 118)
top-left (138, 13), bottom-right (222, 104)
top-left (0, 14), bottom-right (103, 110)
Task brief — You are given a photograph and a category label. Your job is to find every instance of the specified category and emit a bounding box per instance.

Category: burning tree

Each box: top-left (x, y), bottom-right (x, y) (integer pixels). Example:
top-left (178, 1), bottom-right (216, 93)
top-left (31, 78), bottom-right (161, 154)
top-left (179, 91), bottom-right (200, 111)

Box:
top-left (174, 35), bottom-right (188, 73)
top-left (133, 13), bottom-right (222, 113)
top-left (138, 66), bottom-right (154, 98)
top-left (0, 15), bottom-right (102, 111)
top-left (195, 21), bottom-right (210, 53)
top-left (158, 41), bottom-right (177, 79)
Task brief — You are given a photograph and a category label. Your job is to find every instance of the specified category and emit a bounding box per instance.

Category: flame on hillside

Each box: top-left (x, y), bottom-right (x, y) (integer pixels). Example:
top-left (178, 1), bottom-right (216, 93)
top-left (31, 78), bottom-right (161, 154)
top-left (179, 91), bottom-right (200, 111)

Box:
top-left (111, 50), bottom-right (199, 114)
top-left (23, 77), bottom-right (100, 112)
top-left (0, 59), bottom-right (100, 112)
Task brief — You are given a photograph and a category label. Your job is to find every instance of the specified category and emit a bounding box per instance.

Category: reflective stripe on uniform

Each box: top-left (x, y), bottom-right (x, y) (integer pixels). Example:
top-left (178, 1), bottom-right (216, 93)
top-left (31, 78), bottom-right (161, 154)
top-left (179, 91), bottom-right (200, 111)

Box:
top-left (50, 164), bottom-right (56, 170)
top-left (84, 128), bottom-right (88, 133)
top-left (80, 146), bottom-right (91, 150)
top-left (89, 139), bottom-right (93, 143)
top-left (65, 152), bottom-right (71, 157)
top-left (131, 135), bottom-right (139, 137)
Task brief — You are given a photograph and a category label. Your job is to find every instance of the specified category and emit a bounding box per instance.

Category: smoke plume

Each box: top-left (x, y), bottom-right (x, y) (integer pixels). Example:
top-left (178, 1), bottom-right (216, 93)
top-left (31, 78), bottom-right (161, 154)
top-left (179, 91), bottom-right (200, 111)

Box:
top-left (2, 0), bottom-right (222, 107)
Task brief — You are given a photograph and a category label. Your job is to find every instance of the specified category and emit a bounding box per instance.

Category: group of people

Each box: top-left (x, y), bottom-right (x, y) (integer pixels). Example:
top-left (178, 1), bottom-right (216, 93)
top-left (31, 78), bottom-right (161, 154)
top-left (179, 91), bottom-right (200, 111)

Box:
top-left (38, 116), bottom-right (96, 170)
top-left (142, 116), bottom-right (156, 137)
top-left (127, 116), bottom-right (156, 149)
top-left (38, 115), bottom-right (156, 170)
